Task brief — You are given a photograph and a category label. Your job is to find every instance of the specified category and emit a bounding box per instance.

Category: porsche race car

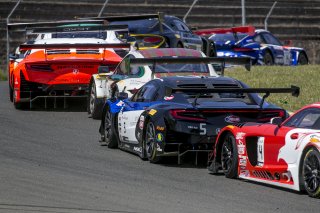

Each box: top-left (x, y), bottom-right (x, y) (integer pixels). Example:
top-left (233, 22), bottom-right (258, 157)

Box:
top-left (208, 102), bottom-right (320, 198)
top-left (195, 26), bottom-right (308, 65)
top-left (100, 76), bottom-right (299, 164)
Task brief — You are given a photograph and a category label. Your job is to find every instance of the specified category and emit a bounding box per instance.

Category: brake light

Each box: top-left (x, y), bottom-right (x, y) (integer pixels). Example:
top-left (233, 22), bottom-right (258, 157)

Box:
top-left (233, 47), bottom-right (253, 52)
top-left (170, 109), bottom-right (206, 121)
top-left (26, 64), bottom-right (53, 72)
top-left (143, 37), bottom-right (162, 43)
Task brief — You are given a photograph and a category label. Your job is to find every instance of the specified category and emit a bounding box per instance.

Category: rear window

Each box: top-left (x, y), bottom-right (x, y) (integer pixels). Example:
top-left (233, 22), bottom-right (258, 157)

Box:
top-left (209, 33), bottom-right (248, 42)
top-left (52, 32), bottom-right (107, 39)
top-left (152, 63), bottom-right (209, 73)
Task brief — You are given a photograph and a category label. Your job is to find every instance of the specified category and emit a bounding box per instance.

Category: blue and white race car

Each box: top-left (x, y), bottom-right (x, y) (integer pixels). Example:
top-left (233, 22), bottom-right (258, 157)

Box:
top-left (195, 26), bottom-right (308, 65)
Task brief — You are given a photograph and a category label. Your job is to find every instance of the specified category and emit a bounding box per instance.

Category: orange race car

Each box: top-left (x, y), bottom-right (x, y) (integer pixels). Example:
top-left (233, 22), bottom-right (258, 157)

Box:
top-left (9, 40), bottom-right (130, 109)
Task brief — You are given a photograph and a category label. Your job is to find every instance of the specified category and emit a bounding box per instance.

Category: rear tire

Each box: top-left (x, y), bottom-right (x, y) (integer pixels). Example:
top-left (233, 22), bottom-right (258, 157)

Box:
top-left (263, 51), bottom-right (274, 65)
top-left (145, 121), bottom-right (162, 163)
top-left (298, 53), bottom-right (308, 65)
top-left (13, 89), bottom-right (28, 110)
top-left (9, 85), bottom-right (13, 102)
top-left (221, 133), bottom-right (238, 178)
top-left (104, 110), bottom-right (119, 148)
top-left (301, 148), bottom-right (320, 198)
top-left (88, 80), bottom-right (104, 119)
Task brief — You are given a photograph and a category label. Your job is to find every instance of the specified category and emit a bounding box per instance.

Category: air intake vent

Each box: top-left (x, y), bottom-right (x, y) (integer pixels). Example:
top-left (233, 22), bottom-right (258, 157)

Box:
top-left (47, 50), bottom-right (70, 55)
top-left (212, 84), bottom-right (240, 88)
top-left (76, 50), bottom-right (100, 54)
top-left (177, 84), bottom-right (207, 89)
top-left (252, 170), bottom-right (274, 180)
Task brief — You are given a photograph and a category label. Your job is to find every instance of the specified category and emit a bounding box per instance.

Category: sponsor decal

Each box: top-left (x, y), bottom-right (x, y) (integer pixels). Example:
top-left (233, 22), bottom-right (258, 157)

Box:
top-left (257, 137), bottom-right (264, 167)
top-left (156, 126), bottom-right (165, 131)
top-left (148, 109), bottom-right (157, 116)
top-left (238, 143), bottom-right (245, 155)
top-left (188, 126), bottom-right (198, 130)
top-left (225, 115), bottom-right (240, 123)
top-left (116, 100), bottom-right (125, 107)
top-left (156, 133), bottom-right (164, 142)
top-left (239, 170), bottom-right (249, 177)
top-left (239, 156), bottom-right (247, 166)
top-left (310, 135), bottom-right (320, 143)
top-left (73, 69), bottom-right (79, 74)
top-left (138, 115), bottom-right (145, 130)
top-left (216, 128), bottom-right (221, 135)
top-left (164, 95), bottom-right (174, 101)
top-left (133, 146), bottom-right (142, 153)
top-left (236, 132), bottom-right (246, 140)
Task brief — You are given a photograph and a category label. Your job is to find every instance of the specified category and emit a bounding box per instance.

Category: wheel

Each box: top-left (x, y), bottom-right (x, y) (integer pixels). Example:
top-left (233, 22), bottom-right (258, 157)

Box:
top-left (88, 80), bottom-right (104, 119)
top-left (177, 42), bottom-right (183, 48)
top-left (263, 51), bottom-right (274, 65)
top-left (145, 121), bottom-right (162, 163)
top-left (9, 85), bottom-right (13, 102)
top-left (220, 133), bottom-right (238, 178)
top-left (301, 148), bottom-right (320, 198)
top-left (13, 89), bottom-right (28, 110)
top-left (298, 53), bottom-right (308, 65)
top-left (103, 110), bottom-right (118, 148)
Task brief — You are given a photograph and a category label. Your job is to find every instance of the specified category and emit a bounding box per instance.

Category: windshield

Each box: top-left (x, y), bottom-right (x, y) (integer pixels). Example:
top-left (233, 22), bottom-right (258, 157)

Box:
top-left (52, 32), bottom-right (107, 39)
top-left (152, 63), bottom-right (209, 73)
top-left (209, 33), bottom-right (248, 42)
top-left (111, 19), bottom-right (160, 34)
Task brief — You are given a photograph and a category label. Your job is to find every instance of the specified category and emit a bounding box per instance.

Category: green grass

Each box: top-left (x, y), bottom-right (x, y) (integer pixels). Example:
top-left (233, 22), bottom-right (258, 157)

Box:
top-left (0, 70), bottom-right (7, 81)
top-left (225, 65), bottom-right (320, 112)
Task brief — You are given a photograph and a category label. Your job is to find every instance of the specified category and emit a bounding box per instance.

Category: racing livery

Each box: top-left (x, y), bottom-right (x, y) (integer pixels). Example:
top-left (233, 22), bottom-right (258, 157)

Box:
top-left (208, 103), bottom-right (320, 198)
top-left (195, 26), bottom-right (308, 65)
top-left (88, 48), bottom-right (250, 119)
top-left (100, 76), bottom-right (299, 164)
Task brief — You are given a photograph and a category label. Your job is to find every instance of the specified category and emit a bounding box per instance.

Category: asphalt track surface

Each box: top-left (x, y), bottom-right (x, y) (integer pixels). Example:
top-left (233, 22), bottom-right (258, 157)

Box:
top-left (0, 81), bottom-right (319, 213)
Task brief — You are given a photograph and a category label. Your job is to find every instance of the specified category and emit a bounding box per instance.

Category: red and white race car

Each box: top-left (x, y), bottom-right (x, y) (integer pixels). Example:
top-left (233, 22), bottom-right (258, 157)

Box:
top-left (208, 102), bottom-right (320, 198)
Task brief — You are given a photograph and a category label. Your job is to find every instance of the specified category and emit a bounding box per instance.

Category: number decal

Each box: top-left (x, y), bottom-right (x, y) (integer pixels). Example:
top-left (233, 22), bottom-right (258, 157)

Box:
top-left (200, 123), bottom-right (206, 135)
top-left (257, 137), bottom-right (264, 166)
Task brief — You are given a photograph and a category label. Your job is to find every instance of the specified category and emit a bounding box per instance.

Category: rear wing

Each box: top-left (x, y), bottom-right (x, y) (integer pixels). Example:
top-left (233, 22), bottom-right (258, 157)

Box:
top-left (194, 26), bottom-right (256, 37)
top-left (7, 19), bottom-right (105, 32)
top-left (167, 85), bottom-right (300, 108)
top-left (26, 25), bottom-right (129, 35)
top-left (79, 13), bottom-right (165, 33)
top-left (129, 57), bottom-right (252, 71)
top-left (19, 43), bottom-right (131, 51)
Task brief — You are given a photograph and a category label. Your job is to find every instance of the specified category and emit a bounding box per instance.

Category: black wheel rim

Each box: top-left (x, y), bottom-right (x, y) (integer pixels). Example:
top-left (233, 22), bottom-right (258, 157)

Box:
top-left (104, 112), bottom-right (112, 145)
top-left (298, 55), bottom-right (308, 65)
top-left (89, 82), bottom-right (96, 114)
top-left (303, 151), bottom-right (320, 193)
top-left (145, 123), bottom-right (156, 159)
top-left (264, 53), bottom-right (273, 65)
top-left (221, 135), bottom-right (234, 172)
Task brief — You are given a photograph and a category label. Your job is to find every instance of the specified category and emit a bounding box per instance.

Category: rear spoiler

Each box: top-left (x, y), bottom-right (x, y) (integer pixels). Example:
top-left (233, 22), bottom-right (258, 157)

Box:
top-left (167, 85), bottom-right (300, 108)
top-left (7, 19), bottom-right (105, 32)
top-left (19, 43), bottom-right (131, 51)
top-left (129, 57), bottom-right (252, 71)
top-left (79, 13), bottom-right (165, 33)
top-left (194, 26), bottom-right (256, 36)
top-left (26, 25), bottom-right (128, 35)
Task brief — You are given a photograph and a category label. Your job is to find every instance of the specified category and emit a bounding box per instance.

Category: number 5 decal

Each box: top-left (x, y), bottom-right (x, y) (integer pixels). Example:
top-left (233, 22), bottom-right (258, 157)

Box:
top-left (200, 123), bottom-right (206, 135)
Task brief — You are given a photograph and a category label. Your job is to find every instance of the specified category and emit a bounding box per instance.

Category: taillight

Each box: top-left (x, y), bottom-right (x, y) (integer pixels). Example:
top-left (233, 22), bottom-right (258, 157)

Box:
top-left (233, 47), bottom-right (253, 52)
top-left (26, 64), bottom-right (53, 72)
top-left (170, 109), bottom-right (206, 121)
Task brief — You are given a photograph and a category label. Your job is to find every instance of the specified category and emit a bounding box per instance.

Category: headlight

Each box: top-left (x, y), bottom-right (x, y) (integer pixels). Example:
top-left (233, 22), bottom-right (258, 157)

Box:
top-left (174, 34), bottom-right (181, 39)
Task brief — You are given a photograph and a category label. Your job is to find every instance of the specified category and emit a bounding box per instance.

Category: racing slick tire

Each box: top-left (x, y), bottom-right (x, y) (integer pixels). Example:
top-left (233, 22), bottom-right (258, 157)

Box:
top-left (9, 85), bottom-right (13, 102)
top-left (103, 110), bottom-right (119, 148)
top-left (221, 133), bottom-right (238, 179)
top-left (88, 80), bottom-right (104, 119)
top-left (301, 148), bottom-right (320, 198)
top-left (13, 89), bottom-right (28, 110)
top-left (263, 51), bottom-right (274, 65)
top-left (298, 52), bottom-right (308, 65)
top-left (145, 121), bottom-right (162, 163)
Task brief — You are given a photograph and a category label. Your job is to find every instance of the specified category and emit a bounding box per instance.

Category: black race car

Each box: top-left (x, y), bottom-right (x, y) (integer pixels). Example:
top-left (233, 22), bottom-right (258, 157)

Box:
top-left (100, 76), bottom-right (299, 164)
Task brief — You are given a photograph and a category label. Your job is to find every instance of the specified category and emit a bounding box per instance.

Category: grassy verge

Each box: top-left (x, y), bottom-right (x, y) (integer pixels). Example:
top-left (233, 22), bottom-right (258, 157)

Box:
top-left (225, 65), bottom-right (320, 112)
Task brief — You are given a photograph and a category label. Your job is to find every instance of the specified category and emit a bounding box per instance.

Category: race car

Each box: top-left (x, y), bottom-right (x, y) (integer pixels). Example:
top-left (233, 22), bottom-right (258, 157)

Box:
top-left (10, 38), bottom-right (129, 109)
top-left (86, 13), bottom-right (216, 57)
top-left (208, 102), bottom-right (320, 198)
top-left (194, 26), bottom-right (308, 65)
top-left (88, 48), bottom-right (251, 119)
top-left (100, 75), bottom-right (299, 164)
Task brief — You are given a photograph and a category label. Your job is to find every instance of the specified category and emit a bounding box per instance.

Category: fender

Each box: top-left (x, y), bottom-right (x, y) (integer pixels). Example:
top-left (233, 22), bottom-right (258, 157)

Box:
top-left (92, 74), bottom-right (109, 99)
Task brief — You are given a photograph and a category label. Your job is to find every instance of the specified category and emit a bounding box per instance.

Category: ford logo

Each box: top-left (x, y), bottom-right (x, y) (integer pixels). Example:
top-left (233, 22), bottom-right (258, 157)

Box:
top-left (225, 115), bottom-right (240, 123)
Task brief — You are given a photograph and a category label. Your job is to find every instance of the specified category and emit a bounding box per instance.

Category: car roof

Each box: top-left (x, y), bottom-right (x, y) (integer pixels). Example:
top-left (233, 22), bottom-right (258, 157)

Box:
top-left (152, 76), bottom-right (241, 89)
top-left (138, 48), bottom-right (203, 58)
top-left (34, 38), bottom-right (108, 44)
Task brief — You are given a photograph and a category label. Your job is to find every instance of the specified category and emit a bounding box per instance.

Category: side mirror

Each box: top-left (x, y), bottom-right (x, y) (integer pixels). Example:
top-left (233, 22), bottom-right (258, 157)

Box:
top-left (98, 66), bottom-right (109, 74)
top-left (9, 53), bottom-right (18, 60)
top-left (270, 117), bottom-right (283, 126)
top-left (117, 92), bottom-right (128, 100)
